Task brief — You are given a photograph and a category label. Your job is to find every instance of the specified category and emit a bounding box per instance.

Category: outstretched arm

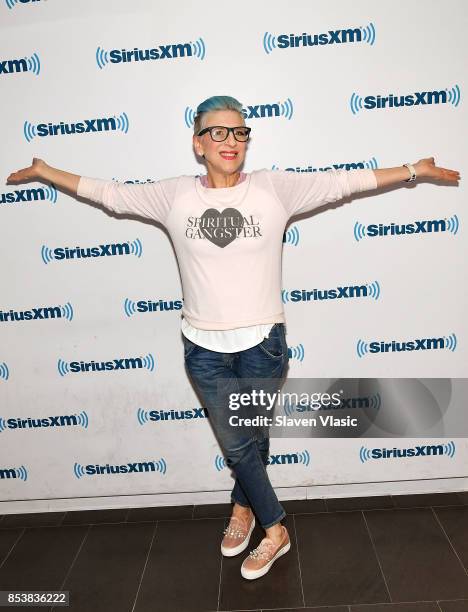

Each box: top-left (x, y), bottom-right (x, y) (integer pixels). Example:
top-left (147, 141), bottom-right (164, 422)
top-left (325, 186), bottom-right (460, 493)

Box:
top-left (373, 157), bottom-right (460, 188)
top-left (7, 158), bottom-right (80, 195)
top-left (6, 157), bottom-right (175, 225)
top-left (269, 156), bottom-right (460, 220)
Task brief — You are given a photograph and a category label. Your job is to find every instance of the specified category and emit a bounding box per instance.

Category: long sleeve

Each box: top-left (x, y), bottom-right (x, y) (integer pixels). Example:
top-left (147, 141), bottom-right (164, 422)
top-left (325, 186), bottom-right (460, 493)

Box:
top-left (77, 176), bottom-right (180, 225)
top-left (267, 168), bottom-right (377, 219)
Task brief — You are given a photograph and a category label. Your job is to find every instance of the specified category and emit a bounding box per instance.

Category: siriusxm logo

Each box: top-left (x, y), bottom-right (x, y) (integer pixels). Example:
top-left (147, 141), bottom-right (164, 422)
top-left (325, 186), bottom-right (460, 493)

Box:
top-left (0, 465), bottom-right (28, 480)
top-left (0, 412), bottom-right (88, 432)
top-left (263, 22), bottom-right (375, 54)
top-left (0, 303), bottom-right (73, 323)
top-left (287, 344), bottom-right (304, 362)
top-left (23, 112), bottom-right (129, 141)
top-left (284, 393), bottom-right (381, 416)
top-left (273, 156), bottom-right (378, 173)
top-left (74, 459), bottom-right (167, 478)
top-left (41, 239), bottom-right (142, 264)
top-left (350, 85), bottom-right (461, 114)
top-left (356, 333), bottom-right (457, 358)
top-left (0, 53), bottom-right (40, 76)
top-left (137, 407), bottom-right (206, 425)
top-left (184, 98), bottom-right (293, 127)
top-left (282, 281), bottom-right (381, 303)
top-left (0, 362), bottom-right (9, 381)
top-left (96, 38), bottom-right (205, 69)
top-left (58, 354), bottom-right (155, 376)
top-left (354, 216), bottom-right (459, 241)
top-left (124, 298), bottom-right (183, 317)
top-left (215, 449), bottom-right (310, 470)
top-left (112, 177), bottom-right (155, 184)
top-left (360, 441), bottom-right (455, 462)
top-left (1, 185), bottom-right (57, 205)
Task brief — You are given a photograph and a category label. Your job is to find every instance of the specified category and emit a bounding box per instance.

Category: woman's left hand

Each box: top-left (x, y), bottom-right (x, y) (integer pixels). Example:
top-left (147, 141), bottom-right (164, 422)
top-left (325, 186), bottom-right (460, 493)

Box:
top-left (414, 157), bottom-right (460, 182)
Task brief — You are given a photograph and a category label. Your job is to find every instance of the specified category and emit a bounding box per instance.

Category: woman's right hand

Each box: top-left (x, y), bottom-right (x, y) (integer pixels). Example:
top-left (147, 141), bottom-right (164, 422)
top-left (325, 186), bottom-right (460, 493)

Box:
top-left (7, 157), bottom-right (48, 184)
top-left (6, 158), bottom-right (81, 195)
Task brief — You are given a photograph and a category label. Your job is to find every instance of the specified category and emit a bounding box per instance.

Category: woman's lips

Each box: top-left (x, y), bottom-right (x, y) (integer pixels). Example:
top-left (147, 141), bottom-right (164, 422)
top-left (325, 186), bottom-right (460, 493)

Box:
top-left (219, 151), bottom-right (238, 160)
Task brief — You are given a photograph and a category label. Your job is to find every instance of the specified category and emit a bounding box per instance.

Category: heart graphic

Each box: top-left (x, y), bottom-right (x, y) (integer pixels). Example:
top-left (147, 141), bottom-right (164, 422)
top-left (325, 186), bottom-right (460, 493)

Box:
top-left (200, 208), bottom-right (244, 248)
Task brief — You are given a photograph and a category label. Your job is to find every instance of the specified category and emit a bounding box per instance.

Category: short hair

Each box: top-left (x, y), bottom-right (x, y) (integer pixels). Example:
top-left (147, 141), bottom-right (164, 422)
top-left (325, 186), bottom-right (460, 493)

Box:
top-left (193, 95), bottom-right (244, 134)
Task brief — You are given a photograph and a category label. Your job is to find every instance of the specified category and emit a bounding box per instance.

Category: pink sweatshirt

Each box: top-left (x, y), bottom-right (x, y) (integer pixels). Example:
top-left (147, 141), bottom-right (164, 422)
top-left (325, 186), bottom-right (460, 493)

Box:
top-left (77, 168), bottom-right (377, 330)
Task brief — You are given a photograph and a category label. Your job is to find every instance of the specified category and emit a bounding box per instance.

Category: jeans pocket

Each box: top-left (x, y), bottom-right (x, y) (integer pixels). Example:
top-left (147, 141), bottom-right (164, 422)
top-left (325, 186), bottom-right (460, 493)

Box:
top-left (182, 335), bottom-right (197, 359)
top-left (258, 323), bottom-right (285, 359)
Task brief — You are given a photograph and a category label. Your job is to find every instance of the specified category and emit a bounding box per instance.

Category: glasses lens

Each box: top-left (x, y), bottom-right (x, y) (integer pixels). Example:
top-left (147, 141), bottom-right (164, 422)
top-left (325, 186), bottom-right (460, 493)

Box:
top-left (210, 127), bottom-right (228, 141)
top-left (233, 128), bottom-right (250, 142)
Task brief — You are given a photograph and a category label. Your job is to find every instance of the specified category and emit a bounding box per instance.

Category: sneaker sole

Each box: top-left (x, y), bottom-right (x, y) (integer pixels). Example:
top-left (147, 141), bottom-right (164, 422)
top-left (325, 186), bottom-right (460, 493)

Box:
top-left (221, 516), bottom-right (255, 557)
top-left (240, 540), bottom-right (291, 580)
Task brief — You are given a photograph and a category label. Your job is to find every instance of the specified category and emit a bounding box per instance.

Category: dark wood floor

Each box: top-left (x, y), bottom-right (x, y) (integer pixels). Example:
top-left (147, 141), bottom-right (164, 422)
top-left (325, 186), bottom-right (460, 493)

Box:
top-left (0, 491), bottom-right (467, 612)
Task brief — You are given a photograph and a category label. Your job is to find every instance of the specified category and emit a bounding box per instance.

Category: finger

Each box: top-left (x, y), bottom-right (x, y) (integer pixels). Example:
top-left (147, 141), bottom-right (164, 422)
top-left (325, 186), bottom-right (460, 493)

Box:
top-left (437, 168), bottom-right (460, 181)
top-left (438, 167), bottom-right (460, 176)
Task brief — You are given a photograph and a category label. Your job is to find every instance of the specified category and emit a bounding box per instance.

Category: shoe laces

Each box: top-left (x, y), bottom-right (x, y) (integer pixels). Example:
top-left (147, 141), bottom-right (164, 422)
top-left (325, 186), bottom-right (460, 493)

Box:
top-left (248, 537), bottom-right (276, 560)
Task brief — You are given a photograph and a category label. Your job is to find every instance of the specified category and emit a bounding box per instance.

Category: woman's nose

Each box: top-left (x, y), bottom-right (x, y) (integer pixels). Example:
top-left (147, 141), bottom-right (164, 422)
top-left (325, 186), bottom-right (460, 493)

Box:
top-left (225, 131), bottom-right (237, 146)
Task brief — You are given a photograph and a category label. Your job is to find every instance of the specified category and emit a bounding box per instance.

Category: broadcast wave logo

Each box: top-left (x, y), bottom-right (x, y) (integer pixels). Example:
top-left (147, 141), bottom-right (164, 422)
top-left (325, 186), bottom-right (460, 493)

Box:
top-left (0, 465), bottom-right (28, 480)
top-left (1, 184), bottom-right (57, 206)
top-left (96, 38), bottom-right (205, 68)
top-left (282, 281), bottom-right (381, 303)
top-left (0, 303), bottom-right (74, 323)
top-left (0, 362), bottom-right (9, 381)
top-left (360, 441), bottom-right (456, 462)
top-left (41, 239), bottom-right (142, 264)
top-left (283, 393), bottom-right (381, 416)
top-left (350, 85), bottom-right (461, 114)
top-left (5, 0), bottom-right (42, 8)
top-left (282, 225), bottom-right (300, 246)
top-left (215, 450), bottom-right (310, 470)
top-left (263, 22), bottom-right (376, 54)
top-left (23, 113), bottom-right (129, 141)
top-left (356, 333), bottom-right (457, 358)
top-left (137, 408), bottom-right (150, 426)
top-left (287, 344), bottom-right (305, 362)
top-left (184, 98), bottom-right (294, 127)
top-left (0, 411), bottom-right (89, 432)
top-left (74, 458), bottom-right (167, 478)
top-left (273, 156), bottom-right (378, 173)
top-left (0, 53), bottom-right (41, 76)
top-left (354, 215), bottom-right (459, 241)
top-left (57, 353), bottom-right (156, 376)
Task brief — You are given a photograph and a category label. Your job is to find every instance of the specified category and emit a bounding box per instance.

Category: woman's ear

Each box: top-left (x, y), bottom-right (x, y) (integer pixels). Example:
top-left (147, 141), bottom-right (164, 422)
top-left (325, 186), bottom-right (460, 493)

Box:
top-left (192, 135), bottom-right (204, 158)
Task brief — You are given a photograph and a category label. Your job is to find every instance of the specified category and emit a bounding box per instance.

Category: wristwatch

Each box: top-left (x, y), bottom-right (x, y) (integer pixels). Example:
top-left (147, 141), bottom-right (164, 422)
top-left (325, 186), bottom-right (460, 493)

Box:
top-left (403, 163), bottom-right (417, 182)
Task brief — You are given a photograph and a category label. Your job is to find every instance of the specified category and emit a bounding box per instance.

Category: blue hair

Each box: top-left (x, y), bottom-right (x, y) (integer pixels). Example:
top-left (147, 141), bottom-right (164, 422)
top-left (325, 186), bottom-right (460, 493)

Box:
top-left (194, 95), bottom-right (243, 133)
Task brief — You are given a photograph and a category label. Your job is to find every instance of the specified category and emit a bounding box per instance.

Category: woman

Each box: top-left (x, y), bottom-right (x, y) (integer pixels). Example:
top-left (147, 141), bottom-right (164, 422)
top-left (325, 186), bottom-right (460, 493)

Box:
top-left (6, 95), bottom-right (460, 580)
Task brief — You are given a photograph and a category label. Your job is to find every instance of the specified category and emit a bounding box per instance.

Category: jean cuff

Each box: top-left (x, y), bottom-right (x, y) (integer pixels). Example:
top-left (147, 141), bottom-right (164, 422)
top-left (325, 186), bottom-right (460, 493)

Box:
top-left (260, 508), bottom-right (286, 530)
top-left (230, 497), bottom-right (251, 508)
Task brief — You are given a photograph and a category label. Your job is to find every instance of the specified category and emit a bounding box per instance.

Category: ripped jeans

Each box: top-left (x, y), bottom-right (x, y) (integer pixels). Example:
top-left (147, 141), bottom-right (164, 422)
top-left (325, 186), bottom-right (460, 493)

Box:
top-left (183, 322), bottom-right (289, 529)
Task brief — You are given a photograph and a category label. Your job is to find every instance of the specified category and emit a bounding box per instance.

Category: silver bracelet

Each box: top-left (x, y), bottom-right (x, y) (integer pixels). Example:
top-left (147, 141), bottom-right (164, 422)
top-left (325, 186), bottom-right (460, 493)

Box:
top-left (403, 163), bottom-right (417, 182)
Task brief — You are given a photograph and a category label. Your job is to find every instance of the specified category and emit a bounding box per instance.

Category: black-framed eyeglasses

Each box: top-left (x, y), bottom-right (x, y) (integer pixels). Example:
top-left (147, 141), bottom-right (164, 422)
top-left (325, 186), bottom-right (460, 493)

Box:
top-left (197, 126), bottom-right (251, 142)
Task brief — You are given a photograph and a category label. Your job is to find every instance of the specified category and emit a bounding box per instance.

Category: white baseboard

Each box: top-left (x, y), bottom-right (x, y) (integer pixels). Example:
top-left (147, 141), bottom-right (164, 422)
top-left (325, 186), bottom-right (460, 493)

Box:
top-left (0, 477), bottom-right (466, 515)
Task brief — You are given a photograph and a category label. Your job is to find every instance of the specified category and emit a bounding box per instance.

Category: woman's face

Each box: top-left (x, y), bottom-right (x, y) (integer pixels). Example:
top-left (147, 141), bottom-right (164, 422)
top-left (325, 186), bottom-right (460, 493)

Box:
top-left (193, 109), bottom-right (248, 175)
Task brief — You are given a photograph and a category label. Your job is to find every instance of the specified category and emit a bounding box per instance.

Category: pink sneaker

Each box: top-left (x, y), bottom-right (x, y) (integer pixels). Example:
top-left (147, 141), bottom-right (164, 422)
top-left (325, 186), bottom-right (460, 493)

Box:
top-left (241, 525), bottom-right (290, 580)
top-left (221, 510), bottom-right (255, 557)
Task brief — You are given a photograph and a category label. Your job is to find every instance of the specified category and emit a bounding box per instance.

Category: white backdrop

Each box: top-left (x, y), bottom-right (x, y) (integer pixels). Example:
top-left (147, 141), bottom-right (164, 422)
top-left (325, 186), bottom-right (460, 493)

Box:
top-left (1, 0), bottom-right (467, 513)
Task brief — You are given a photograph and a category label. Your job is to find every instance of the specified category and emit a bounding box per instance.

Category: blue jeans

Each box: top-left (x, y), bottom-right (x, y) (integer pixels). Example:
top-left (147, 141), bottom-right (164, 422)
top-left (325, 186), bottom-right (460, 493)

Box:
top-left (183, 322), bottom-right (289, 529)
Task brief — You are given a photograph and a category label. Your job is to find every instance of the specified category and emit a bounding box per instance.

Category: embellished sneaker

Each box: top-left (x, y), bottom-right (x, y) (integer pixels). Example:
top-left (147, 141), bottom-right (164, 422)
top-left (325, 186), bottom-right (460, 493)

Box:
top-left (240, 525), bottom-right (290, 580)
top-left (221, 510), bottom-right (255, 557)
